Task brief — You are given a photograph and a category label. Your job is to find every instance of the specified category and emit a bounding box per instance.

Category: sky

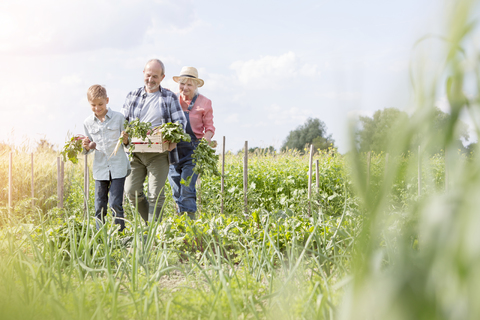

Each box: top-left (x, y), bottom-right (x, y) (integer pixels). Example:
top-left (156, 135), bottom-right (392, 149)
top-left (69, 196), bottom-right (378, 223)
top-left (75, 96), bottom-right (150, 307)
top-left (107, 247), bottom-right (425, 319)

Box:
top-left (0, 0), bottom-right (472, 153)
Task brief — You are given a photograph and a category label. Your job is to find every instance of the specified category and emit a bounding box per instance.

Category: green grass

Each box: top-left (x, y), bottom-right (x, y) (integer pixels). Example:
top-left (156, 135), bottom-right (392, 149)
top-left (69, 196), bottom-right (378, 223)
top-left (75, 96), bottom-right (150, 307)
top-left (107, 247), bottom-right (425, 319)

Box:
top-left (0, 125), bottom-right (468, 319)
top-left (0, 197), bottom-right (356, 319)
top-left (0, 140), bottom-right (459, 319)
top-left (0, 146), bottom-right (360, 319)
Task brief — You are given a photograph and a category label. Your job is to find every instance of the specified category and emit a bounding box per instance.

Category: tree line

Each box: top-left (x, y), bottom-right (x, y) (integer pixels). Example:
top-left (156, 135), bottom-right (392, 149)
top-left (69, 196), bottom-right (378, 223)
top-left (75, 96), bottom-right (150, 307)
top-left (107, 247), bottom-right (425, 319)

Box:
top-left (280, 107), bottom-right (473, 155)
top-left (356, 107), bottom-right (472, 154)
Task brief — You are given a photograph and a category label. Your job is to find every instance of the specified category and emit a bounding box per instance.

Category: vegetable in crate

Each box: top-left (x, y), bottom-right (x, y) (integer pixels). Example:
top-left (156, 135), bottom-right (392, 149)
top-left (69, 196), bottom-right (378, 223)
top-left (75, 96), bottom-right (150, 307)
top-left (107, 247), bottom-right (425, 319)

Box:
top-left (125, 118), bottom-right (152, 142)
top-left (111, 118), bottom-right (152, 158)
top-left (61, 134), bottom-right (87, 164)
top-left (159, 121), bottom-right (191, 143)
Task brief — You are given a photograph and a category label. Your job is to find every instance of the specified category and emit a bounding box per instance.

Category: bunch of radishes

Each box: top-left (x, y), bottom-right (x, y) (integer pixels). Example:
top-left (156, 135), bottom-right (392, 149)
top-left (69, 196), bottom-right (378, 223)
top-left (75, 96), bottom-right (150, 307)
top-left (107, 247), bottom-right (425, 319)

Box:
top-left (60, 134), bottom-right (99, 164)
top-left (83, 137), bottom-right (97, 151)
top-left (60, 135), bottom-right (87, 164)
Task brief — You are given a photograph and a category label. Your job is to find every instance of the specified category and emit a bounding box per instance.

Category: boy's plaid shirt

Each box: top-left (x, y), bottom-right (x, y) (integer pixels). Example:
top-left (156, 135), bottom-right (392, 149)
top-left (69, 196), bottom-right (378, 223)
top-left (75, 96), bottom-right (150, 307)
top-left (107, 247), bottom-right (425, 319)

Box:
top-left (121, 86), bottom-right (187, 164)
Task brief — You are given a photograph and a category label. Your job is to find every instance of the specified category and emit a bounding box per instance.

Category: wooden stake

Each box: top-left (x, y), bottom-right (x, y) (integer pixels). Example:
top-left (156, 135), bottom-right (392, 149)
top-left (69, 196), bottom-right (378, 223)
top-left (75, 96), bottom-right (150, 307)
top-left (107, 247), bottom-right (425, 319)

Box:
top-left (57, 157), bottom-right (63, 208)
top-left (308, 144), bottom-right (313, 199)
top-left (316, 159), bottom-right (319, 189)
top-left (84, 154), bottom-right (88, 216)
top-left (197, 176), bottom-right (202, 212)
top-left (244, 141), bottom-right (248, 215)
top-left (221, 136), bottom-right (225, 215)
top-left (8, 152), bottom-right (12, 212)
top-left (31, 153), bottom-right (35, 208)
top-left (61, 160), bottom-right (64, 208)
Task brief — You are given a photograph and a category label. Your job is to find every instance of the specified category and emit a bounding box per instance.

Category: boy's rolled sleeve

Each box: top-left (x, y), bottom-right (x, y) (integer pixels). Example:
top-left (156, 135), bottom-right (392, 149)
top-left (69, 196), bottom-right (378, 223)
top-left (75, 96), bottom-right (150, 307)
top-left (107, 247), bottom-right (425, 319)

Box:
top-left (82, 122), bottom-right (95, 155)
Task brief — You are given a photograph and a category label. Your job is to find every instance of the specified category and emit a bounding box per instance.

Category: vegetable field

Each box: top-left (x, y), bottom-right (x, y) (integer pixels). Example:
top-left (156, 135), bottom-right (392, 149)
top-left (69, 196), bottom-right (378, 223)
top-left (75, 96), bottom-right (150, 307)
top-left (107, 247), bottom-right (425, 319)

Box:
top-left (2, 1), bottom-right (480, 318)
top-left (1, 149), bottom-right (359, 319)
top-left (0, 145), bottom-right (461, 319)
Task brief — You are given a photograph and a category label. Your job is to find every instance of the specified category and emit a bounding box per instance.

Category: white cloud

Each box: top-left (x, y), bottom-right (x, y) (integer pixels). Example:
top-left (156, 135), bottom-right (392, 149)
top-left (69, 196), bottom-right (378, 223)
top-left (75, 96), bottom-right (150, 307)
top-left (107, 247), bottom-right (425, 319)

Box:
top-left (201, 72), bottom-right (235, 94)
top-left (162, 78), bottom-right (178, 92)
top-left (225, 113), bottom-right (239, 123)
top-left (61, 74), bottom-right (83, 86)
top-left (230, 52), bottom-right (319, 89)
top-left (23, 104), bottom-right (46, 116)
top-left (0, 0), bottom-right (201, 55)
top-left (148, 16), bottom-right (208, 36)
top-left (388, 59), bottom-right (409, 72)
top-left (266, 105), bottom-right (313, 126)
top-left (299, 63), bottom-right (319, 77)
top-left (318, 91), bottom-right (361, 101)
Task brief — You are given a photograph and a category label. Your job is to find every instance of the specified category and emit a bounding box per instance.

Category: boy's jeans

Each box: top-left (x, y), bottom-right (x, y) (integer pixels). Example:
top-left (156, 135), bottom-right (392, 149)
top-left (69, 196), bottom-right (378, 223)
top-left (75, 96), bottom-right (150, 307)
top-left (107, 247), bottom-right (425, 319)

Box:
top-left (95, 176), bottom-right (126, 231)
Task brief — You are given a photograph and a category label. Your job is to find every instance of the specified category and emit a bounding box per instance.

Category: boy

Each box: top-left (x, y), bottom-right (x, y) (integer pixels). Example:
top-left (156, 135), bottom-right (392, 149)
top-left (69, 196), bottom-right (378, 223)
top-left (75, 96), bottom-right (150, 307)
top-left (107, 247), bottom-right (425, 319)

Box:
top-left (83, 85), bottom-right (130, 232)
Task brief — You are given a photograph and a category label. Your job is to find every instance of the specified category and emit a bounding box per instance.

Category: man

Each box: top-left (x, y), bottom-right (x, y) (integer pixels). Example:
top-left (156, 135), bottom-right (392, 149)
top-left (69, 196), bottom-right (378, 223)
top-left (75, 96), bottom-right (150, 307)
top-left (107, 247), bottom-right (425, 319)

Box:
top-left (122, 59), bottom-right (187, 223)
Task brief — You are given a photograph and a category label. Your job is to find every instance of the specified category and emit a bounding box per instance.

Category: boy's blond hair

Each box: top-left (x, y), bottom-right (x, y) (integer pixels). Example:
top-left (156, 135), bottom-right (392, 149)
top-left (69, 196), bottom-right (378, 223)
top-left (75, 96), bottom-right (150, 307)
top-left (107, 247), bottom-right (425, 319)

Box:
top-left (87, 85), bottom-right (108, 101)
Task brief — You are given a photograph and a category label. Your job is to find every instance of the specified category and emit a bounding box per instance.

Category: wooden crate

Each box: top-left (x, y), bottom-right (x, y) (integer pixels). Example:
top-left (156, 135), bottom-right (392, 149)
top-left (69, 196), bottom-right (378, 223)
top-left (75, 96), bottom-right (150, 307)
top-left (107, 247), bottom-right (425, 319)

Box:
top-left (130, 135), bottom-right (169, 153)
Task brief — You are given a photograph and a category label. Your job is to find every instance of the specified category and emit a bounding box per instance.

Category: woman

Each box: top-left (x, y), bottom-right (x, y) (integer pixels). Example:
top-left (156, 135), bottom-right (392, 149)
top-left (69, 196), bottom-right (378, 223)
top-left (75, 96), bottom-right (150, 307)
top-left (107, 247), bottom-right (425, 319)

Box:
top-left (168, 66), bottom-right (215, 220)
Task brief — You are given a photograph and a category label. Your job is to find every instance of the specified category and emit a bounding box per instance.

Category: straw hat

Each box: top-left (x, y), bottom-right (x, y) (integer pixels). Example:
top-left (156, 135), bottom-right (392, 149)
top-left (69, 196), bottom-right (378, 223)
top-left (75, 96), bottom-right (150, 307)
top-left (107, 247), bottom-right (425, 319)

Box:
top-left (173, 66), bottom-right (204, 87)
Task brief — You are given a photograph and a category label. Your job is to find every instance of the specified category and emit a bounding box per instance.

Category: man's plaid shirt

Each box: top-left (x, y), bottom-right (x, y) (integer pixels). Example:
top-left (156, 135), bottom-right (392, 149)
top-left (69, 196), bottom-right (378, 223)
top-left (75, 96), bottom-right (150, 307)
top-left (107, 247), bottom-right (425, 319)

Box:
top-left (121, 86), bottom-right (187, 164)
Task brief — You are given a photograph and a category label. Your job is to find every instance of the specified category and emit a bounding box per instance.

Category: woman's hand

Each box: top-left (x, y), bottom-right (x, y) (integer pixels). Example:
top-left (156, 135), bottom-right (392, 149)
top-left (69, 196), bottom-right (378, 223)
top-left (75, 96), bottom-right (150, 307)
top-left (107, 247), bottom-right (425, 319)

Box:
top-left (204, 138), bottom-right (217, 148)
top-left (204, 131), bottom-right (216, 147)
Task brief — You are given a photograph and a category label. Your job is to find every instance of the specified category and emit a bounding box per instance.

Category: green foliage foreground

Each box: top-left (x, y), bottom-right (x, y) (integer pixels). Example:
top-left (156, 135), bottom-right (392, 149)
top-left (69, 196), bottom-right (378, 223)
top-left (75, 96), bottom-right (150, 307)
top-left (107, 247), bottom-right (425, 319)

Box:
top-left (341, 1), bottom-right (480, 319)
top-left (0, 205), bottom-right (357, 319)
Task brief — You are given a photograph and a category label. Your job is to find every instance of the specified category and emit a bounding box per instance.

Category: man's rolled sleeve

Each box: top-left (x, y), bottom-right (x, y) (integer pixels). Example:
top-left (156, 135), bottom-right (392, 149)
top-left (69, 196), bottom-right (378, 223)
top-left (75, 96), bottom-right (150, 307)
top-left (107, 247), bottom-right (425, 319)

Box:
top-left (170, 94), bottom-right (187, 130)
top-left (121, 92), bottom-right (134, 121)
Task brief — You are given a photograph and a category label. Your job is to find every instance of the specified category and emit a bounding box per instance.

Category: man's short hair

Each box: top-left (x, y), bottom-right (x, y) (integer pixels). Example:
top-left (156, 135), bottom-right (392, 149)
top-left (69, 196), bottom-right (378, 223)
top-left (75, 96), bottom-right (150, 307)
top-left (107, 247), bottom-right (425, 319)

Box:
top-left (87, 85), bottom-right (108, 101)
top-left (144, 59), bottom-right (165, 76)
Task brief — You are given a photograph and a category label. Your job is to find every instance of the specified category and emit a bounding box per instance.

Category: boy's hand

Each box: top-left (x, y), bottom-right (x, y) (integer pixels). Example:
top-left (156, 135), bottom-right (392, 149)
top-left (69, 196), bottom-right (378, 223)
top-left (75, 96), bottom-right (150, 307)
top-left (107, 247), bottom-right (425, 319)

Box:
top-left (82, 137), bottom-right (91, 151)
top-left (122, 131), bottom-right (129, 145)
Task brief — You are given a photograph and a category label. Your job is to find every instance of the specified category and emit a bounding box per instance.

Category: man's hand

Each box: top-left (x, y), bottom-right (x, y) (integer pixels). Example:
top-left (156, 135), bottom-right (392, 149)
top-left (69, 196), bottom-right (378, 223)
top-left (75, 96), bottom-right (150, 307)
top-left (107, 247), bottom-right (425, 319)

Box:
top-left (167, 142), bottom-right (177, 152)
